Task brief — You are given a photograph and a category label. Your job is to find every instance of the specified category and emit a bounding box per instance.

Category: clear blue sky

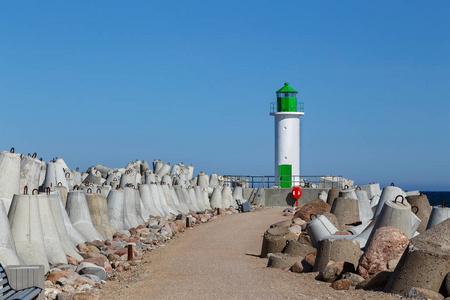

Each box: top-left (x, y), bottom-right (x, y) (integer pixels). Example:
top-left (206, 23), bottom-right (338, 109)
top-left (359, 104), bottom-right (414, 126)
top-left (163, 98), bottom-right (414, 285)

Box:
top-left (1, 1), bottom-right (449, 191)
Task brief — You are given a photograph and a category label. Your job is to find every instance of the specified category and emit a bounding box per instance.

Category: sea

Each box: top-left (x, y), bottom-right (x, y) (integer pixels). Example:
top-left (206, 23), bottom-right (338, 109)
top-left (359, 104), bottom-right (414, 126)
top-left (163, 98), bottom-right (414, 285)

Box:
top-left (421, 191), bottom-right (450, 207)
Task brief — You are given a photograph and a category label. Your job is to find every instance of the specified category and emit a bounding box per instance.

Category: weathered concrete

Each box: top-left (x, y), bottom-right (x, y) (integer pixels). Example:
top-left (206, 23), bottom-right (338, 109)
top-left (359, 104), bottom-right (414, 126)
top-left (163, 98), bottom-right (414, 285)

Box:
top-left (263, 188), bottom-right (330, 207)
top-left (330, 197), bottom-right (360, 229)
top-left (282, 236), bottom-right (316, 257)
top-left (0, 150), bottom-right (21, 212)
top-left (306, 215), bottom-right (339, 248)
top-left (313, 239), bottom-right (362, 272)
top-left (267, 253), bottom-right (302, 269)
top-left (260, 226), bottom-right (296, 258)
top-left (107, 189), bottom-right (125, 233)
top-left (406, 194), bottom-right (432, 233)
top-left (426, 206), bottom-right (450, 230)
top-left (385, 218), bottom-right (450, 297)
top-left (19, 155), bottom-right (42, 193)
top-left (85, 192), bottom-right (113, 240)
top-left (326, 187), bottom-right (341, 207)
top-left (8, 194), bottom-right (49, 273)
top-left (43, 162), bottom-right (69, 190)
top-left (0, 199), bottom-right (21, 267)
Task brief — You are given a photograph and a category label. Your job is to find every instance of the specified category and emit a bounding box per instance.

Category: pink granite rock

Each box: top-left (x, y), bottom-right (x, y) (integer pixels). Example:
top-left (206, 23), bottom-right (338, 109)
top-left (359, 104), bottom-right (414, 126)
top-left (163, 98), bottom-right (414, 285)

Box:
top-left (358, 226), bottom-right (409, 279)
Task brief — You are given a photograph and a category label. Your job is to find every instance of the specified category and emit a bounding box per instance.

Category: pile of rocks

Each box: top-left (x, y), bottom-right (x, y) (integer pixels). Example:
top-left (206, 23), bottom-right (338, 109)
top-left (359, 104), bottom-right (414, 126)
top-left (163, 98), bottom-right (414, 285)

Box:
top-left (262, 184), bottom-right (450, 299)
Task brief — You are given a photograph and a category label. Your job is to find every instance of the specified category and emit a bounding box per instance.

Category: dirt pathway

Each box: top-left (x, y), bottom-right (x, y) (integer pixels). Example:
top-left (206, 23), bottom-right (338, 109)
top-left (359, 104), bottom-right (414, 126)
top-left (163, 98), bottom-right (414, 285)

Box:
top-left (100, 208), bottom-right (398, 300)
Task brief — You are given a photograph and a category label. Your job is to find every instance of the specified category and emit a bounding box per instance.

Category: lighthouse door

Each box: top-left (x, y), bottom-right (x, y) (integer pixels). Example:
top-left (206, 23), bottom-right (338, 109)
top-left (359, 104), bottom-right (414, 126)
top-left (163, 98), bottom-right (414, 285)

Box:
top-left (279, 165), bottom-right (292, 188)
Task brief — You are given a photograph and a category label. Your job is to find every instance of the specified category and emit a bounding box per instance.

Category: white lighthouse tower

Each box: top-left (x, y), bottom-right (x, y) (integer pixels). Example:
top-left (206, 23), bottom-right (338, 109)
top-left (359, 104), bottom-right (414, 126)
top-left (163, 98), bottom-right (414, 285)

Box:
top-left (270, 83), bottom-right (304, 188)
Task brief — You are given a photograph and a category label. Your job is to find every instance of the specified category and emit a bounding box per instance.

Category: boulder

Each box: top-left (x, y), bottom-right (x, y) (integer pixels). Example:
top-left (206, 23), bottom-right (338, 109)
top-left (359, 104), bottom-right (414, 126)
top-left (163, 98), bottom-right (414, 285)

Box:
top-left (341, 272), bottom-right (365, 287)
top-left (385, 218), bottom-right (450, 296)
top-left (358, 226), bottom-right (409, 279)
top-left (316, 261), bottom-right (355, 283)
top-left (293, 199), bottom-right (331, 222)
top-left (260, 226), bottom-right (296, 258)
top-left (76, 262), bottom-right (106, 281)
top-left (407, 287), bottom-right (444, 300)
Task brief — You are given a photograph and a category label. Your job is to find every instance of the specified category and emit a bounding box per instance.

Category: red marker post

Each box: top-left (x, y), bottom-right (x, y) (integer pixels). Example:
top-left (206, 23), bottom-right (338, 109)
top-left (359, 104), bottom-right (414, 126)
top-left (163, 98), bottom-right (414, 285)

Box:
top-left (292, 186), bottom-right (302, 207)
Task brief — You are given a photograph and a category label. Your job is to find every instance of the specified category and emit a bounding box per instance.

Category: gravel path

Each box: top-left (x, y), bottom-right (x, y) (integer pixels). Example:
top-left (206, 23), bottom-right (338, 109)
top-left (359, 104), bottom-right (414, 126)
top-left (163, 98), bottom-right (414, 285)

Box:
top-left (100, 208), bottom-right (399, 300)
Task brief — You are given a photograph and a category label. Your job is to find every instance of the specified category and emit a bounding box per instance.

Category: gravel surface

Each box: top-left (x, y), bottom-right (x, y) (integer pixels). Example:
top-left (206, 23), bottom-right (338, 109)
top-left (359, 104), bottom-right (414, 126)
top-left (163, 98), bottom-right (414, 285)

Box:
top-left (100, 208), bottom-right (400, 300)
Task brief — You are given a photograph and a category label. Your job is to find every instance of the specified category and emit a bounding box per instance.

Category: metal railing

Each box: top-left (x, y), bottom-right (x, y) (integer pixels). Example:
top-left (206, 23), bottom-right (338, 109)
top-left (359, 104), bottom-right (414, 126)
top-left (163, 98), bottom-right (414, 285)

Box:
top-left (223, 175), bottom-right (343, 189)
top-left (270, 102), bottom-right (304, 113)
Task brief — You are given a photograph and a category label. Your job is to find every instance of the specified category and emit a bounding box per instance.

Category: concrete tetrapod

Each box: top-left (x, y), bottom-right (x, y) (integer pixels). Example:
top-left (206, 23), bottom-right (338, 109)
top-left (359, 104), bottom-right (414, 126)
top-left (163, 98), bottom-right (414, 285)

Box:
top-left (157, 185), bottom-right (177, 216)
top-left (19, 155), bottom-right (41, 193)
top-left (0, 150), bottom-right (21, 212)
top-left (38, 161), bottom-right (47, 187)
top-left (360, 183), bottom-right (381, 200)
top-left (162, 184), bottom-right (180, 214)
top-left (196, 173), bottom-right (209, 190)
top-left (194, 186), bottom-right (207, 211)
top-left (58, 190), bottom-right (86, 247)
top-left (43, 162), bottom-right (69, 190)
top-left (51, 185), bottom-right (69, 207)
top-left (209, 173), bottom-right (219, 189)
top-left (149, 183), bottom-right (166, 216)
top-left (133, 188), bottom-right (146, 224)
top-left (186, 165), bottom-right (194, 181)
top-left (83, 169), bottom-right (102, 185)
top-left (221, 185), bottom-right (234, 208)
top-left (326, 187), bottom-right (340, 207)
top-left (406, 194), bottom-right (431, 233)
top-left (161, 175), bottom-right (173, 186)
top-left (47, 191), bottom-right (83, 261)
top-left (370, 195), bottom-right (380, 208)
top-left (355, 190), bottom-right (374, 223)
top-left (120, 169), bottom-right (137, 188)
top-left (138, 184), bottom-right (162, 217)
top-left (95, 164), bottom-right (112, 179)
top-left (84, 192), bottom-right (114, 240)
top-left (385, 218), bottom-right (450, 297)
top-left (306, 215), bottom-right (339, 248)
top-left (188, 187), bottom-right (202, 212)
top-left (260, 226), bottom-right (297, 258)
top-left (37, 192), bottom-right (69, 266)
top-left (8, 193), bottom-right (49, 273)
top-left (330, 197), bottom-right (360, 230)
top-left (210, 187), bottom-right (223, 209)
top-left (202, 188), bottom-right (212, 210)
top-left (170, 164), bottom-right (181, 176)
top-left (181, 186), bottom-right (198, 212)
top-left (313, 238), bottom-right (362, 272)
top-left (172, 185), bottom-right (190, 214)
top-left (232, 186), bottom-right (245, 203)
top-left (426, 204), bottom-right (450, 229)
top-left (123, 187), bottom-right (140, 229)
top-left (373, 186), bottom-right (405, 217)
top-left (156, 163), bottom-right (171, 176)
top-left (338, 188), bottom-right (357, 200)
top-left (153, 160), bottom-right (163, 174)
top-left (66, 190), bottom-right (103, 242)
top-left (107, 188), bottom-right (125, 233)
top-left (169, 185), bottom-right (187, 214)
top-left (0, 199), bottom-right (21, 267)
top-left (373, 196), bottom-right (417, 238)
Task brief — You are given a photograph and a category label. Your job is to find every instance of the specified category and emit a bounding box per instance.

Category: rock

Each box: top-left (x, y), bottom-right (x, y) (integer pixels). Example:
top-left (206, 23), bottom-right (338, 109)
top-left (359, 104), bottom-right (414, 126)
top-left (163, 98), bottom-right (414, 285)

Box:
top-left (293, 199), bottom-right (331, 222)
top-left (341, 272), bottom-right (365, 287)
top-left (75, 277), bottom-right (95, 286)
top-left (317, 261), bottom-right (355, 283)
top-left (282, 236), bottom-right (315, 258)
top-left (331, 279), bottom-right (351, 290)
top-left (358, 226), bottom-right (409, 279)
top-left (292, 218), bottom-right (306, 227)
top-left (356, 271), bottom-right (393, 290)
top-left (407, 287), bottom-right (444, 300)
top-left (81, 253), bottom-right (107, 267)
top-left (56, 277), bottom-right (74, 287)
top-left (77, 244), bottom-right (88, 252)
top-left (290, 261), bottom-right (304, 273)
top-left (81, 274), bottom-right (101, 284)
top-left (333, 231), bottom-right (352, 235)
top-left (76, 262), bottom-right (106, 281)
top-left (73, 292), bottom-right (99, 300)
top-left (67, 257), bottom-right (78, 266)
top-left (446, 273), bottom-right (450, 297)
top-left (270, 220), bottom-right (292, 228)
top-left (107, 254), bottom-right (119, 262)
top-left (287, 225), bottom-right (302, 239)
top-left (260, 226), bottom-right (296, 258)
top-left (266, 253), bottom-right (302, 269)
top-left (47, 271), bottom-right (80, 284)
top-left (387, 259), bottom-right (399, 270)
top-left (103, 262), bottom-right (113, 272)
top-left (304, 252), bottom-right (316, 267)
top-left (313, 239), bottom-right (361, 272)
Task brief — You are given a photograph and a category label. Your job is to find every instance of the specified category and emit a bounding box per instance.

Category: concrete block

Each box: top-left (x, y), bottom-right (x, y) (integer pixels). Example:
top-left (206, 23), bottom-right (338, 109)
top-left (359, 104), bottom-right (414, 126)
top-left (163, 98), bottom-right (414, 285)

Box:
top-left (313, 238), bottom-right (362, 272)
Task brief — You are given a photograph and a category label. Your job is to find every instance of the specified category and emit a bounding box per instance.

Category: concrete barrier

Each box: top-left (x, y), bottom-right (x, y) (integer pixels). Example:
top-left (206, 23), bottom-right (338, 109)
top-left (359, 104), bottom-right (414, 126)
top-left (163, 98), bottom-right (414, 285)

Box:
top-left (202, 187), bottom-right (212, 210)
top-left (326, 187), bottom-right (340, 207)
top-left (263, 188), bottom-right (330, 207)
top-left (374, 186), bottom-right (405, 217)
top-left (83, 169), bottom-right (102, 185)
top-left (156, 163), bottom-right (171, 176)
top-left (161, 184), bottom-right (179, 214)
top-left (8, 193), bottom-right (49, 273)
top-left (149, 183), bottom-right (166, 216)
top-left (232, 186), bottom-right (244, 203)
top-left (170, 186), bottom-right (188, 214)
top-left (355, 190), bottom-right (373, 223)
top-left (123, 187), bottom-right (140, 229)
top-left (19, 155), bottom-right (41, 193)
top-left (43, 162), bottom-right (69, 190)
top-left (59, 190), bottom-right (86, 246)
top-left (38, 160), bottom-right (47, 187)
top-left (0, 150), bottom-right (21, 212)
top-left (221, 185), bottom-right (234, 208)
top-left (138, 184), bottom-right (163, 217)
top-left (120, 169), bottom-right (137, 188)
top-left (95, 164), bottom-right (111, 179)
top-left (313, 238), bottom-right (362, 272)
top-left (133, 188), bottom-right (146, 224)
top-left (426, 205), bottom-right (450, 229)
top-left (173, 185), bottom-right (190, 214)
top-left (370, 195), bottom-right (380, 208)
top-left (209, 173), bottom-right (219, 189)
top-left (360, 183), bottom-right (381, 200)
top-left (330, 197), bottom-right (360, 229)
top-left (157, 185), bottom-right (177, 215)
top-left (373, 196), bottom-right (416, 238)
top-left (260, 226), bottom-right (297, 258)
top-left (37, 192), bottom-right (69, 266)
top-left (406, 194), bottom-right (431, 233)
top-left (385, 218), bottom-right (450, 296)
top-left (51, 186), bottom-right (68, 207)
top-left (66, 190), bottom-right (103, 241)
top-left (188, 187), bottom-right (202, 212)
top-left (84, 191), bottom-right (114, 240)
top-left (47, 191), bottom-right (83, 261)
top-left (181, 186), bottom-right (197, 212)
top-left (107, 188), bottom-right (125, 233)
top-left (210, 187), bottom-right (223, 209)
top-left (194, 186), bottom-right (207, 211)
top-left (306, 215), bottom-right (339, 248)
top-left (0, 199), bottom-right (21, 267)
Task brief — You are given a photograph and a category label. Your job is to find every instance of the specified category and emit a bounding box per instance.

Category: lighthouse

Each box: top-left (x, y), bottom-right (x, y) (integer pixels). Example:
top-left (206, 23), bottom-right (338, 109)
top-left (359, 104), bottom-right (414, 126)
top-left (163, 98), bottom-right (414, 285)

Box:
top-left (270, 83), bottom-right (304, 188)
